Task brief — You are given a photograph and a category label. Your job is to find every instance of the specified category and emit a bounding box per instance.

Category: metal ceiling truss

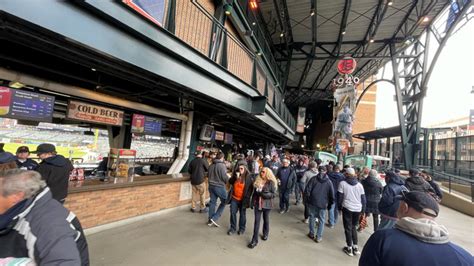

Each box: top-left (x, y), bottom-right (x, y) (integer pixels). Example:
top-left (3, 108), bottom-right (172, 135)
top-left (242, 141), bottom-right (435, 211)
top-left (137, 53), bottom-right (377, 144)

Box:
top-left (390, 0), bottom-right (472, 169)
top-left (272, 0), bottom-right (294, 91)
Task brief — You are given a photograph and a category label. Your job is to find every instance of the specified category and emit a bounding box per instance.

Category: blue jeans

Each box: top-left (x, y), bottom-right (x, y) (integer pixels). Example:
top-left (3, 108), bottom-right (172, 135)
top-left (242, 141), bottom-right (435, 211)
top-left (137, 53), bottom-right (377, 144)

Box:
top-left (308, 205), bottom-right (327, 239)
top-left (229, 198), bottom-right (246, 232)
top-left (279, 189), bottom-right (290, 211)
top-left (295, 182), bottom-right (305, 204)
top-left (378, 216), bottom-right (397, 230)
top-left (328, 203), bottom-right (338, 226)
top-left (208, 185), bottom-right (227, 221)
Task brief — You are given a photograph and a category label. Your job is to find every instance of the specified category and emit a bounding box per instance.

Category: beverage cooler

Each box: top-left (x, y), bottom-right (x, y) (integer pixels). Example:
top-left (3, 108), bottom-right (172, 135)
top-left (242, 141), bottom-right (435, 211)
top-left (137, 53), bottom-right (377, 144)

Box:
top-left (107, 148), bottom-right (136, 178)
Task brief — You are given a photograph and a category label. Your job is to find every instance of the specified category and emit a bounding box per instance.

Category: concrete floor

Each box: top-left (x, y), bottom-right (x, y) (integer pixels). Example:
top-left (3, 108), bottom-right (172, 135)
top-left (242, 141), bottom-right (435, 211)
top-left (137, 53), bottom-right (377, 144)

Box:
top-left (88, 200), bottom-right (473, 266)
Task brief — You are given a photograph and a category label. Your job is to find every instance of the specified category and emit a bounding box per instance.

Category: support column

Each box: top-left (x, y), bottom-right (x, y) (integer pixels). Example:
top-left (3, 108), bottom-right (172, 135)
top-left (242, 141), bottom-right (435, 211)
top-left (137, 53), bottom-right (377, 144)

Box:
top-left (107, 124), bottom-right (132, 149)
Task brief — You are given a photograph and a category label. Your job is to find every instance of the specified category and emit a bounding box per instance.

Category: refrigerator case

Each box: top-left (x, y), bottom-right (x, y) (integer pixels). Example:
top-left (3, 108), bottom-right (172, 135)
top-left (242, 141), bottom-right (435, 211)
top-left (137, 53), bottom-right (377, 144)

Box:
top-left (107, 148), bottom-right (136, 178)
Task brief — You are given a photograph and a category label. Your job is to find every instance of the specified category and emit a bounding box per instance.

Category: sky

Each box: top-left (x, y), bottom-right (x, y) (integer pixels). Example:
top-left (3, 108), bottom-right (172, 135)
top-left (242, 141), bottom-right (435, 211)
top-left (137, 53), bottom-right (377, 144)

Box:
top-left (374, 19), bottom-right (474, 128)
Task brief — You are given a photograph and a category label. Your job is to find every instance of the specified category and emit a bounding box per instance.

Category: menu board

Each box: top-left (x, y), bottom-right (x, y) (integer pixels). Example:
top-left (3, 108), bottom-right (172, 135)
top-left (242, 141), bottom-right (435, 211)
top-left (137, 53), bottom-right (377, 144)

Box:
top-left (131, 114), bottom-right (162, 135)
top-left (0, 87), bottom-right (55, 122)
top-left (214, 131), bottom-right (224, 141)
top-left (224, 133), bottom-right (233, 144)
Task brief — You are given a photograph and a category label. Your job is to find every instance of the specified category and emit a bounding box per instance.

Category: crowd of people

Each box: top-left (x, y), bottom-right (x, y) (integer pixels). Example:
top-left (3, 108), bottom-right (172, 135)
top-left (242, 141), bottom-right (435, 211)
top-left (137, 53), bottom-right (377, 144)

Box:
top-left (0, 142), bottom-right (89, 265)
top-left (188, 150), bottom-right (472, 264)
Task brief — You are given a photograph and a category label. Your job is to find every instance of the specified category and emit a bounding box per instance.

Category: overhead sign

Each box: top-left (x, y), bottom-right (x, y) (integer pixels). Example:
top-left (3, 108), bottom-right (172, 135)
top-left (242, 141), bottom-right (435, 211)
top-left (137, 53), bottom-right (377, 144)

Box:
top-left (0, 86), bottom-right (55, 122)
top-left (131, 114), bottom-right (162, 135)
top-left (122, 0), bottom-right (166, 26)
top-left (214, 131), bottom-right (224, 141)
top-left (67, 100), bottom-right (123, 126)
top-left (296, 107), bottom-right (306, 133)
top-left (334, 85), bottom-right (356, 103)
top-left (337, 57), bottom-right (357, 75)
top-left (224, 133), bottom-right (233, 144)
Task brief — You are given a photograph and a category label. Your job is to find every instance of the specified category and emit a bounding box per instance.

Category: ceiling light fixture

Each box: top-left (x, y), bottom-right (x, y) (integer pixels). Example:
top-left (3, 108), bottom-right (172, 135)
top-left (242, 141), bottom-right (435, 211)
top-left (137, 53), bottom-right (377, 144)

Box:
top-left (387, 1), bottom-right (393, 6)
top-left (249, 0), bottom-right (258, 10)
top-left (422, 16), bottom-right (430, 23)
top-left (91, 68), bottom-right (96, 71)
top-left (280, 32), bottom-right (284, 37)
top-left (310, 10), bottom-right (315, 16)
top-left (369, 38), bottom-right (375, 43)
top-left (342, 31), bottom-right (346, 35)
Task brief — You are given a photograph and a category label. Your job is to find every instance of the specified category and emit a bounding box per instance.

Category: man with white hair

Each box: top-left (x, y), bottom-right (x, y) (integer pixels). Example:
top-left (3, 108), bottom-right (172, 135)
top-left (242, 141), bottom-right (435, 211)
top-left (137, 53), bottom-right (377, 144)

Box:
top-left (276, 159), bottom-right (296, 214)
top-left (0, 169), bottom-right (89, 265)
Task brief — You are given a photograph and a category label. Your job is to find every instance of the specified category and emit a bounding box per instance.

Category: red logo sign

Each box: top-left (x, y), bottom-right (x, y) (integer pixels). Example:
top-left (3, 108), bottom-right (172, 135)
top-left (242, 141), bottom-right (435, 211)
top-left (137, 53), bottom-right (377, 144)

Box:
top-left (337, 57), bottom-right (357, 74)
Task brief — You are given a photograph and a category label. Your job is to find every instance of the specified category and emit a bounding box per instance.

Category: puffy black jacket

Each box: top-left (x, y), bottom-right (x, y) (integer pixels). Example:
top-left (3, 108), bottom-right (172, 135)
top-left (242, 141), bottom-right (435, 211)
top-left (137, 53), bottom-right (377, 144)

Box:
top-left (304, 173), bottom-right (334, 209)
top-left (405, 176), bottom-right (435, 194)
top-left (36, 155), bottom-right (74, 201)
top-left (362, 176), bottom-right (383, 214)
top-left (0, 187), bottom-right (89, 265)
top-left (188, 157), bottom-right (209, 185)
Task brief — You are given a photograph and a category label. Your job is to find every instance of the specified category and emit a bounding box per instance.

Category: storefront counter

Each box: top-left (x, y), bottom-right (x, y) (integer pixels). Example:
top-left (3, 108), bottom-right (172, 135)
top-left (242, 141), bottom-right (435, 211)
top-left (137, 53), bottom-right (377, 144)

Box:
top-left (65, 174), bottom-right (193, 229)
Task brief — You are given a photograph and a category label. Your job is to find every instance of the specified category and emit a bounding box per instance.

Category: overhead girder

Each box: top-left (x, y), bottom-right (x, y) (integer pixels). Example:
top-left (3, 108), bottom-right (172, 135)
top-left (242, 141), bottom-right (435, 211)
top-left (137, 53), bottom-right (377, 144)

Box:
top-left (349, 0), bottom-right (472, 169)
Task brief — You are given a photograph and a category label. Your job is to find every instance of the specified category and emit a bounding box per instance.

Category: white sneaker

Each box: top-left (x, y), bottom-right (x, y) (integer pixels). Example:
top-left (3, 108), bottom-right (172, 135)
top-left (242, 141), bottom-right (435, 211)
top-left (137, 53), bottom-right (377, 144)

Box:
top-left (210, 219), bottom-right (220, 227)
top-left (353, 245), bottom-right (361, 255)
top-left (343, 246), bottom-right (353, 257)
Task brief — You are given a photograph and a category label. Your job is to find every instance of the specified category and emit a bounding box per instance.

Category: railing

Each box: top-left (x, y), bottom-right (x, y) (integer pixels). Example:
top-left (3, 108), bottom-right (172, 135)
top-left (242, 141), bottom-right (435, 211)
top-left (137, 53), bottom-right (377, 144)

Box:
top-left (236, 0), bottom-right (282, 86)
top-left (170, 1), bottom-right (295, 130)
top-left (425, 169), bottom-right (474, 203)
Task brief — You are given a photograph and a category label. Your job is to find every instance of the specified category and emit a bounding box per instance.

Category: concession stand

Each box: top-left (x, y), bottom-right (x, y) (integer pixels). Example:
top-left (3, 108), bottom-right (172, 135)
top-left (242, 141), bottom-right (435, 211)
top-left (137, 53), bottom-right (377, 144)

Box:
top-left (0, 79), bottom-right (193, 230)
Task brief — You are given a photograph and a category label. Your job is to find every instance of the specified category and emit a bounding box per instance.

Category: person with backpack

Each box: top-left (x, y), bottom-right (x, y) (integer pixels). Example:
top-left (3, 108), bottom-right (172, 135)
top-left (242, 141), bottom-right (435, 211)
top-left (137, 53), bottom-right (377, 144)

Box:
top-left (378, 171), bottom-right (407, 230)
top-left (327, 164), bottom-right (345, 228)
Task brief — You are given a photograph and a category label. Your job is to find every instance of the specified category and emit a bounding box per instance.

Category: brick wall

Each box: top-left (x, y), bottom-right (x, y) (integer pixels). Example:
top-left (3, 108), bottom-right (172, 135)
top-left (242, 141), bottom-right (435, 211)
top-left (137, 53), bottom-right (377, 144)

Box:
top-left (65, 181), bottom-right (191, 229)
top-left (353, 77), bottom-right (377, 153)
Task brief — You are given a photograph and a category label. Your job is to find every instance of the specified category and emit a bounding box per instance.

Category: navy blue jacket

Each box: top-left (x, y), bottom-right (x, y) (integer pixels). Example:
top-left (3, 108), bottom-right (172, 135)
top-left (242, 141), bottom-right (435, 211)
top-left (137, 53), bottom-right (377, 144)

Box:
top-left (0, 187), bottom-right (89, 265)
top-left (36, 155), bottom-right (74, 201)
top-left (359, 228), bottom-right (473, 266)
top-left (304, 173), bottom-right (334, 209)
top-left (378, 172), bottom-right (406, 218)
top-left (15, 158), bottom-right (39, 170)
top-left (277, 166), bottom-right (296, 191)
top-left (327, 171), bottom-right (345, 201)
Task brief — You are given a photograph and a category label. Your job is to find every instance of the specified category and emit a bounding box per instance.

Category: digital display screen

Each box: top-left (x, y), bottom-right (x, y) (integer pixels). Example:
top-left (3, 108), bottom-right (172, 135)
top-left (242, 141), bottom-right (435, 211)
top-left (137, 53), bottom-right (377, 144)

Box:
top-left (131, 114), bottom-right (162, 135)
top-left (0, 87), bottom-right (55, 122)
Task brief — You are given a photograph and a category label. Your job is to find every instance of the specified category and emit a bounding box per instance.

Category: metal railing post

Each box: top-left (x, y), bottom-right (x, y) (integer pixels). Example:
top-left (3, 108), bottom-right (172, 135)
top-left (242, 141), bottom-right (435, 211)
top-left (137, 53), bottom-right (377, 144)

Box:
top-left (448, 175), bottom-right (451, 193)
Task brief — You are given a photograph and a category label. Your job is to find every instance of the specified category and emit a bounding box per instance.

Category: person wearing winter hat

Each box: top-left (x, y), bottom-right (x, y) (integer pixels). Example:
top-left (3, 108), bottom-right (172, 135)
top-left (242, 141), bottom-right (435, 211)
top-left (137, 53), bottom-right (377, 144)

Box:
top-left (378, 171), bottom-right (407, 230)
top-left (360, 191), bottom-right (473, 266)
top-left (337, 167), bottom-right (366, 256)
top-left (361, 169), bottom-right (383, 231)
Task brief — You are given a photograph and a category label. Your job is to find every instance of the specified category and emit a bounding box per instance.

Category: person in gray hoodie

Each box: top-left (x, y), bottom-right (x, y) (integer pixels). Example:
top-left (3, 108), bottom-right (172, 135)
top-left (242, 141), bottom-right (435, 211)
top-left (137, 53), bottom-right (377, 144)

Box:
top-left (360, 191), bottom-right (472, 266)
top-left (207, 152), bottom-right (229, 227)
top-left (301, 161), bottom-right (318, 223)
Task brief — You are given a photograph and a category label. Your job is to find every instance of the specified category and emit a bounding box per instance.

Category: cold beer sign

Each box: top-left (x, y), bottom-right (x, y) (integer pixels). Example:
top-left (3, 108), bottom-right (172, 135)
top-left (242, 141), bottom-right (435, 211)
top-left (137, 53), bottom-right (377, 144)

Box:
top-left (67, 100), bottom-right (124, 126)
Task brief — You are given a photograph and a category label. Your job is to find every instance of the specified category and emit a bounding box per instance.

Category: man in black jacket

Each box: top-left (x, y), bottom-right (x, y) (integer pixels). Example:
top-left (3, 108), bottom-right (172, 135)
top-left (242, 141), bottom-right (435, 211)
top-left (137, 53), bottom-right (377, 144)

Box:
top-left (188, 152), bottom-right (209, 213)
top-left (33, 143), bottom-right (74, 203)
top-left (405, 169), bottom-right (434, 194)
top-left (0, 169), bottom-right (89, 265)
top-left (304, 166), bottom-right (334, 242)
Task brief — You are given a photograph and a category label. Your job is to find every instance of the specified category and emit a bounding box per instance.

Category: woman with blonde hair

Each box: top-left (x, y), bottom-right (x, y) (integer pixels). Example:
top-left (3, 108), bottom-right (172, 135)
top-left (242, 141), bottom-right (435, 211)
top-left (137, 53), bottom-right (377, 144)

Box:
top-left (248, 167), bottom-right (277, 249)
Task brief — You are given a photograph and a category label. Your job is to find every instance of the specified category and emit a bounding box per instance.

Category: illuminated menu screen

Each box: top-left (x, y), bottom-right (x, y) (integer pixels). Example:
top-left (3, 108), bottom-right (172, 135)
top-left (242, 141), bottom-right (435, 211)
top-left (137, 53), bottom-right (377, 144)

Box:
top-left (131, 114), bottom-right (162, 135)
top-left (0, 87), bottom-right (55, 122)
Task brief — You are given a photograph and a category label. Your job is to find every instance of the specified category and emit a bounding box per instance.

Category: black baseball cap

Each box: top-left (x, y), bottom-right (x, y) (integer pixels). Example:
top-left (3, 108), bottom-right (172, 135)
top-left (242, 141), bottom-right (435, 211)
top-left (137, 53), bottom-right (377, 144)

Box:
top-left (397, 191), bottom-right (439, 218)
top-left (16, 146), bottom-right (30, 153)
top-left (32, 143), bottom-right (56, 155)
